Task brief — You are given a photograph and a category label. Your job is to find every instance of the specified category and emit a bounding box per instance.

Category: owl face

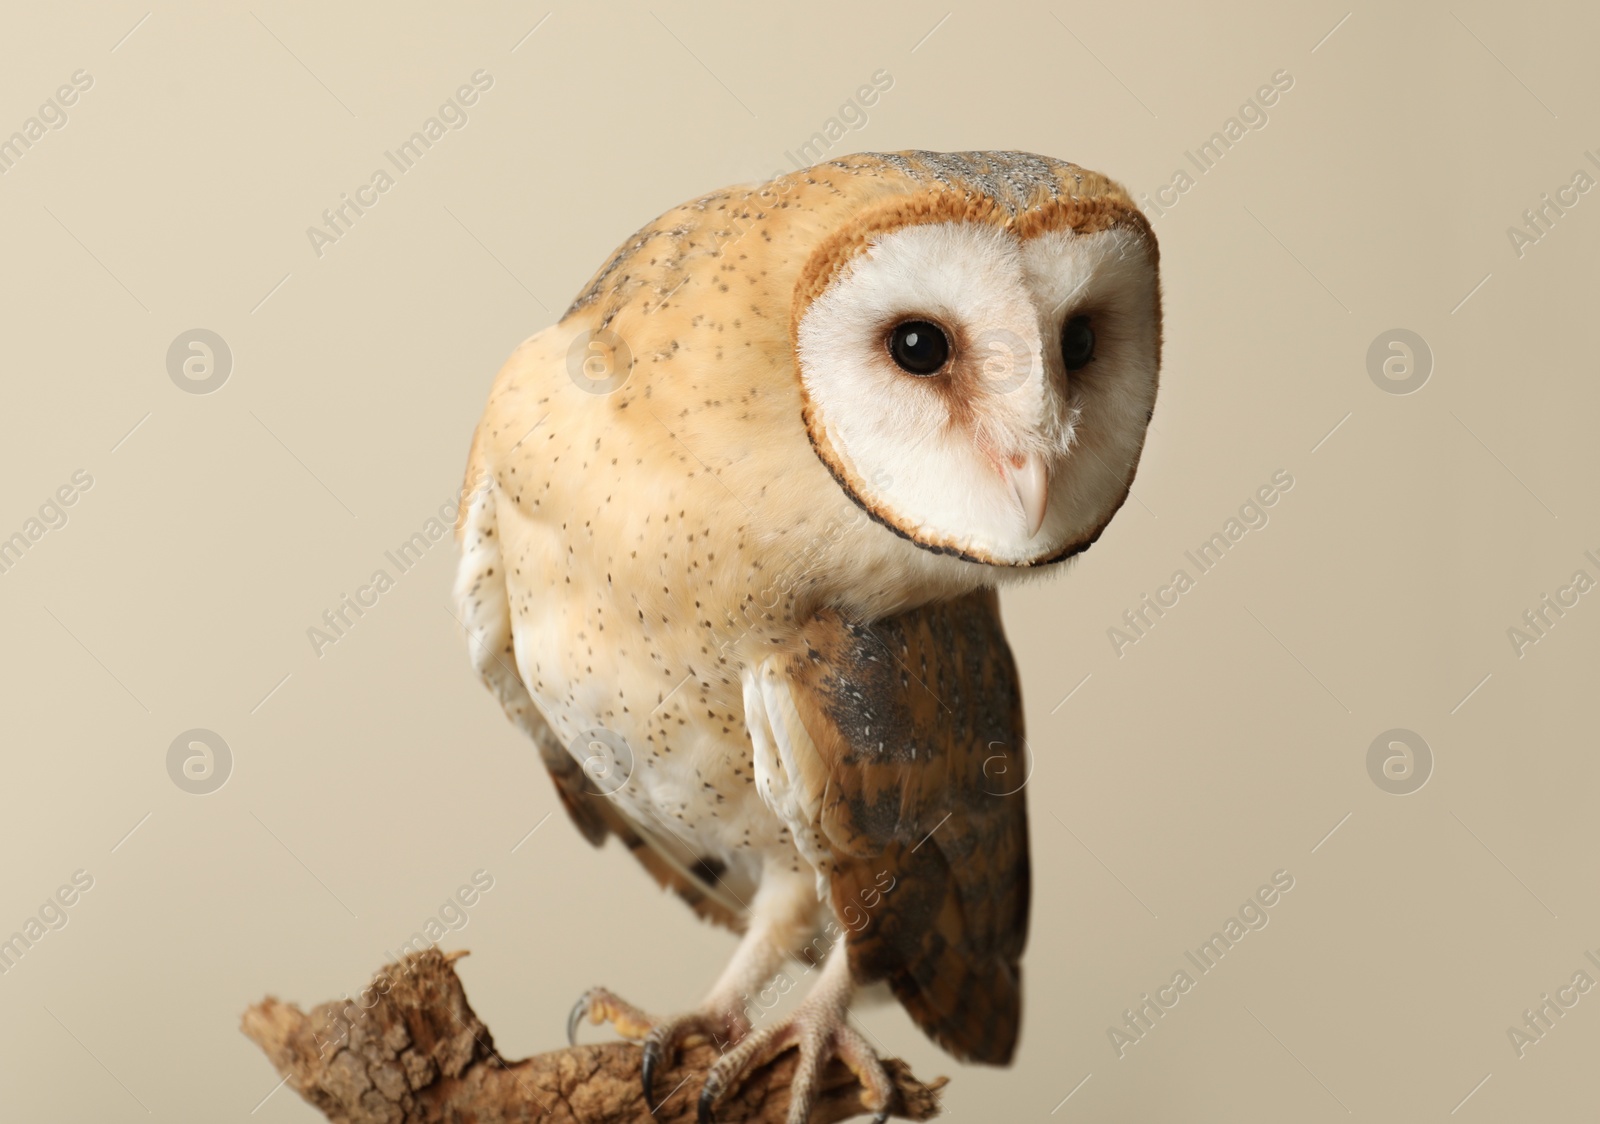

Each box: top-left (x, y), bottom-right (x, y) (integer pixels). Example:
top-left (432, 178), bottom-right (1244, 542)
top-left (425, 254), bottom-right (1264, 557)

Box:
top-left (793, 199), bottom-right (1160, 569)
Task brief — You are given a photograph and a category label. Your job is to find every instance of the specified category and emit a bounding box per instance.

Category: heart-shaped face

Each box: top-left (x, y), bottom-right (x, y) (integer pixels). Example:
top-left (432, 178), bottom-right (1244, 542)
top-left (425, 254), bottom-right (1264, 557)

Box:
top-left (793, 195), bottom-right (1161, 568)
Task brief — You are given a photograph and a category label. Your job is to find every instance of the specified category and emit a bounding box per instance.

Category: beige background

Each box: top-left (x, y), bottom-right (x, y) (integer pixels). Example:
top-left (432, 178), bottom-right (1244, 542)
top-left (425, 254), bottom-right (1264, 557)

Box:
top-left (1, 1), bottom-right (1596, 1120)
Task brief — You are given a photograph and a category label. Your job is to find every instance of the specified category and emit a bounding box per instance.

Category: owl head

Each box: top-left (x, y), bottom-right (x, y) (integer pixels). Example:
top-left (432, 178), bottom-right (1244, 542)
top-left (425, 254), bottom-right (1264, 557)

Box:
top-left (789, 151), bottom-right (1161, 570)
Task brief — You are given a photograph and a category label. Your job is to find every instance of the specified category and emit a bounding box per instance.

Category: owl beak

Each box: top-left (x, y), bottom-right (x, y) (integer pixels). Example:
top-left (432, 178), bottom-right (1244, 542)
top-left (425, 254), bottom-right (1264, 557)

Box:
top-left (1006, 452), bottom-right (1050, 539)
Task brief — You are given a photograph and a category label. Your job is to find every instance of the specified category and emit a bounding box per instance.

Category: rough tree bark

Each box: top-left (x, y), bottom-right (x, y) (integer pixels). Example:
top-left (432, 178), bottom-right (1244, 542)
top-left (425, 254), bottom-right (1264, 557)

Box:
top-left (241, 949), bottom-right (945, 1124)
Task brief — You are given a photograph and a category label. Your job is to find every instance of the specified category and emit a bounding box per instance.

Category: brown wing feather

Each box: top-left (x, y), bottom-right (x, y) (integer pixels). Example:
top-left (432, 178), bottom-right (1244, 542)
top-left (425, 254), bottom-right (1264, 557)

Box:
top-left (775, 589), bottom-right (1030, 1064)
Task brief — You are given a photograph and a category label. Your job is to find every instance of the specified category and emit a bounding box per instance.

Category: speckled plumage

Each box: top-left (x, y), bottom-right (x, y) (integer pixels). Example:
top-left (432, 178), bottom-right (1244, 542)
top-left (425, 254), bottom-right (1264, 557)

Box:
top-left (454, 150), bottom-right (1161, 1116)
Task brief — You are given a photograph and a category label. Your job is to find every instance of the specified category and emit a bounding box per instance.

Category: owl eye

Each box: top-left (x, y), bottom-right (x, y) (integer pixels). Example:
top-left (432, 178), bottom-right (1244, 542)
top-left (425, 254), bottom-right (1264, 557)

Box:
top-left (1061, 315), bottom-right (1095, 371)
top-left (887, 320), bottom-right (950, 376)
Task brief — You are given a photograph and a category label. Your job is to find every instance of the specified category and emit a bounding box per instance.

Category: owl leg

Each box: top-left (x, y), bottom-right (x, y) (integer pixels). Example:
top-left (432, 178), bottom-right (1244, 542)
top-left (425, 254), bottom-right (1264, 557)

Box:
top-left (696, 945), bottom-right (892, 1124)
top-left (567, 867), bottom-right (817, 1114)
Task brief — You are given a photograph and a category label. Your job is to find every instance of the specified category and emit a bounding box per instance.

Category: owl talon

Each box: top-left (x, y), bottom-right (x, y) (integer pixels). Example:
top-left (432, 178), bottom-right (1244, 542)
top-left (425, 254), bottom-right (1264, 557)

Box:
top-left (696, 1080), bottom-right (719, 1124)
top-left (641, 1039), bottom-right (662, 1110)
top-left (566, 991), bottom-right (589, 1047)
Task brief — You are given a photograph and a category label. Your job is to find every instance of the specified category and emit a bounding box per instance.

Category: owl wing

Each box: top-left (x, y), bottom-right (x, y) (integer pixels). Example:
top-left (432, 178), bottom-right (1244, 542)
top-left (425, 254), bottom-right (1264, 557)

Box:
top-left (743, 588), bottom-right (1030, 1064)
top-left (453, 438), bottom-right (744, 934)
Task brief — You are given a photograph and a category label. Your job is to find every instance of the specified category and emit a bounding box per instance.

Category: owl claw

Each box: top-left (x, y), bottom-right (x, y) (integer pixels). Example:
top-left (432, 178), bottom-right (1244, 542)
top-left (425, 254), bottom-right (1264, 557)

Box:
top-left (641, 1039), bottom-right (662, 1111)
top-left (566, 991), bottom-right (588, 1047)
top-left (696, 1081), bottom-right (719, 1124)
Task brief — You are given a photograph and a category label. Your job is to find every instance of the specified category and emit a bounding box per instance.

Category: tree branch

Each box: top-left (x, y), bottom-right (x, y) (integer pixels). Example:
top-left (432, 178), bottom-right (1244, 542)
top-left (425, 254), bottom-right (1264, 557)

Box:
top-left (241, 949), bottom-right (945, 1124)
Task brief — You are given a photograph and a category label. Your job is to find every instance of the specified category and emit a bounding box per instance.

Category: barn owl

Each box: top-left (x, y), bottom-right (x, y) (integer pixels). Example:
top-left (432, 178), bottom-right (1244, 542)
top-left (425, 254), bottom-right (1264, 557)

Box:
top-left (454, 150), bottom-right (1160, 1122)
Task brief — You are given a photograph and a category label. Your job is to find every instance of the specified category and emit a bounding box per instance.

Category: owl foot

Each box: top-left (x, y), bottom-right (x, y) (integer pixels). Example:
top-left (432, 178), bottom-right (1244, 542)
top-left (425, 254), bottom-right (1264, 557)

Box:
top-left (641, 1007), bottom-right (752, 1112)
top-left (568, 986), bottom-right (751, 1115)
top-left (695, 981), bottom-right (892, 1124)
